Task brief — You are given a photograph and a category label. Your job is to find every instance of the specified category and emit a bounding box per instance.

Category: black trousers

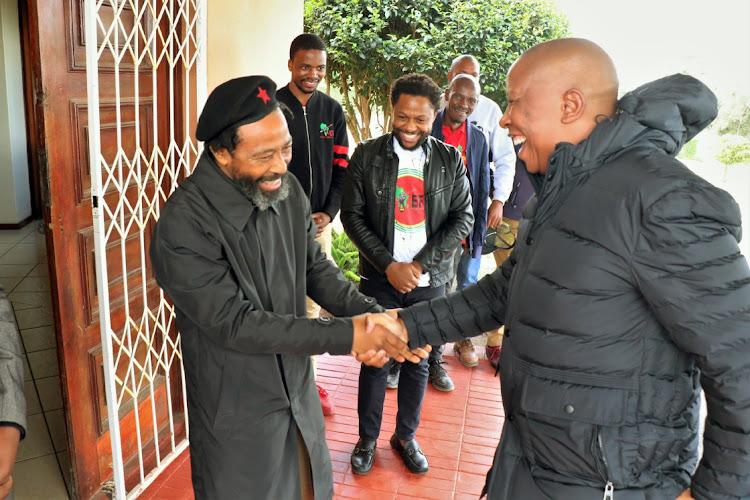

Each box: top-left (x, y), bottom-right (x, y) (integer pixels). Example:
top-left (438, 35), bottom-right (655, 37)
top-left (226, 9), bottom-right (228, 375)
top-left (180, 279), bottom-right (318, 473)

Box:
top-left (357, 276), bottom-right (445, 442)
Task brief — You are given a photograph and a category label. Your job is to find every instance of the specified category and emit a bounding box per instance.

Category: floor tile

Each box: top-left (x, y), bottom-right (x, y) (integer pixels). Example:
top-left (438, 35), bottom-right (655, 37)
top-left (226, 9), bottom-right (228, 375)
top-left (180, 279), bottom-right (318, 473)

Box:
top-left (20, 326), bottom-right (56, 352)
top-left (15, 413), bottom-right (54, 461)
top-left (5, 242), bottom-right (46, 259)
top-left (57, 450), bottom-right (72, 494)
top-left (27, 349), bottom-right (59, 379)
top-left (14, 307), bottom-right (54, 330)
top-left (24, 380), bottom-right (42, 416)
top-left (0, 251), bottom-right (42, 266)
top-left (0, 264), bottom-right (35, 278)
top-left (35, 376), bottom-right (63, 412)
top-left (44, 409), bottom-right (68, 452)
top-left (12, 276), bottom-right (51, 293)
top-left (8, 291), bottom-right (52, 310)
top-left (0, 244), bottom-right (13, 255)
top-left (20, 230), bottom-right (47, 246)
top-left (0, 276), bottom-right (22, 292)
top-left (22, 355), bottom-right (32, 382)
top-left (13, 453), bottom-right (69, 499)
top-left (0, 231), bottom-right (31, 245)
top-left (26, 262), bottom-right (50, 277)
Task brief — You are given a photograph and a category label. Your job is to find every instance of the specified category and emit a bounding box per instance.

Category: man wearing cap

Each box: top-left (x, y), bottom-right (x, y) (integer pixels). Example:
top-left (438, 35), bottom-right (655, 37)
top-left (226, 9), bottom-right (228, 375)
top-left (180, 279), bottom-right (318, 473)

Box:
top-left (149, 76), bottom-right (427, 499)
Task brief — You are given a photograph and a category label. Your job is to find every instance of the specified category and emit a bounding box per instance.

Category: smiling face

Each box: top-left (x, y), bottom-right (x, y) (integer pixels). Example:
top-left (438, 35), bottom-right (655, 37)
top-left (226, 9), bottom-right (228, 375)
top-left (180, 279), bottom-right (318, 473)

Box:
top-left (391, 94), bottom-right (438, 150)
top-left (444, 76), bottom-right (480, 129)
top-left (212, 109), bottom-right (292, 193)
top-left (499, 62), bottom-right (564, 175)
top-left (289, 49), bottom-right (326, 95)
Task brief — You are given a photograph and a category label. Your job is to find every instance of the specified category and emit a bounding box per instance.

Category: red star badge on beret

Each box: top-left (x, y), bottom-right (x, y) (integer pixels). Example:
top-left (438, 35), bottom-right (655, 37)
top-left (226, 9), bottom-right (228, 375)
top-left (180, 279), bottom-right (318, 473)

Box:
top-left (257, 87), bottom-right (270, 104)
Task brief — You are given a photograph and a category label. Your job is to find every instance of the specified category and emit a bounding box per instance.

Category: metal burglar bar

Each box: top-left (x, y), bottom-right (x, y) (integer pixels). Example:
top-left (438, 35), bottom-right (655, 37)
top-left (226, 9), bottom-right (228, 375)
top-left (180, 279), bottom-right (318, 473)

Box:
top-left (84, 0), bottom-right (206, 497)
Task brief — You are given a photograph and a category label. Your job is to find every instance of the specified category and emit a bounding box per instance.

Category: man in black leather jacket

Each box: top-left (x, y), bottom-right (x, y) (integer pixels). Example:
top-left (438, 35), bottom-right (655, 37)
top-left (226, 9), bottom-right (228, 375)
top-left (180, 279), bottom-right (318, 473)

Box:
top-left (341, 73), bottom-right (473, 476)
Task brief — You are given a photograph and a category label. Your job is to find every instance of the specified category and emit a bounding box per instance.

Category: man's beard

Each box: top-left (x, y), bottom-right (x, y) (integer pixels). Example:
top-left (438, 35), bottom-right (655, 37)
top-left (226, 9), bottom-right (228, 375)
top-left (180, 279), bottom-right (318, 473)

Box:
top-left (234, 172), bottom-right (291, 210)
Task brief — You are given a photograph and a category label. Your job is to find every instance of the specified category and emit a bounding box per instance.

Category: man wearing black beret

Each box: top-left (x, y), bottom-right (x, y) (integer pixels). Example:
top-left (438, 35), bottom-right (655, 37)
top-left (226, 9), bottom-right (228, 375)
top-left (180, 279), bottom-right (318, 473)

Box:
top-left (149, 75), bottom-right (428, 500)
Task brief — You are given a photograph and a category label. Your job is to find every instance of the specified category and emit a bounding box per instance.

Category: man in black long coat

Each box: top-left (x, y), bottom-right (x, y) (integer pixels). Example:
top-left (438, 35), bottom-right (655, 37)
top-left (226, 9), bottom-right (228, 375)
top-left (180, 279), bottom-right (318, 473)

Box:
top-left (150, 76), bottom-right (425, 500)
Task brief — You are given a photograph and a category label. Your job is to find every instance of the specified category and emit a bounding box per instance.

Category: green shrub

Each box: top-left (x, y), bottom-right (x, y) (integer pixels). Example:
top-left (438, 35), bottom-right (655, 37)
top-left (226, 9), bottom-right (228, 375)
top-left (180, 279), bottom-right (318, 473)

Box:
top-left (305, 0), bottom-right (569, 142)
top-left (716, 134), bottom-right (750, 165)
top-left (331, 229), bottom-right (360, 282)
top-left (678, 139), bottom-right (698, 161)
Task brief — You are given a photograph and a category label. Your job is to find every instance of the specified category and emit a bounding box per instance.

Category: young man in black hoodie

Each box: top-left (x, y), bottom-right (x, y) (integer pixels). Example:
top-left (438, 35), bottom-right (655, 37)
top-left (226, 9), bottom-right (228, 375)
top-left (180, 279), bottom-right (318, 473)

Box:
top-left (277, 33), bottom-right (350, 416)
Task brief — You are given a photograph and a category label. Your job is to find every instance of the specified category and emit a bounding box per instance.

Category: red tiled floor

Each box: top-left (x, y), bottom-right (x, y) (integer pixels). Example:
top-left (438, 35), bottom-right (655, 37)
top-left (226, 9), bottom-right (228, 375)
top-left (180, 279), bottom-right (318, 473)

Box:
top-left (142, 348), bottom-right (504, 499)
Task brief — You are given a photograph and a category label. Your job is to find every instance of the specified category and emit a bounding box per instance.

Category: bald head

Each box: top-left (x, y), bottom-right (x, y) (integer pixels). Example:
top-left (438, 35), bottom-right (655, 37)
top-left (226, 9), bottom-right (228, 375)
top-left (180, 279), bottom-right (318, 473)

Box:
top-left (448, 74), bottom-right (480, 94)
top-left (500, 38), bottom-right (619, 175)
top-left (513, 38), bottom-right (618, 117)
top-left (448, 55), bottom-right (481, 81)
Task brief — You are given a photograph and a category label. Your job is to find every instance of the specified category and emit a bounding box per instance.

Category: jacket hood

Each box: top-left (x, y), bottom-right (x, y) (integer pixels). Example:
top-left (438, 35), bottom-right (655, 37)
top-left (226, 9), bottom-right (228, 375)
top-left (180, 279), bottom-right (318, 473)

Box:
top-left (570, 74), bottom-right (718, 168)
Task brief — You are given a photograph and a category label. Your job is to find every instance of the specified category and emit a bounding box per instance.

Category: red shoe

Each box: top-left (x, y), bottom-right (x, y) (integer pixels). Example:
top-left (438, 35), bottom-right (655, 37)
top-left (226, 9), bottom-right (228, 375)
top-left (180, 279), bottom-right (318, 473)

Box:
top-left (486, 345), bottom-right (502, 370)
top-left (318, 384), bottom-right (335, 416)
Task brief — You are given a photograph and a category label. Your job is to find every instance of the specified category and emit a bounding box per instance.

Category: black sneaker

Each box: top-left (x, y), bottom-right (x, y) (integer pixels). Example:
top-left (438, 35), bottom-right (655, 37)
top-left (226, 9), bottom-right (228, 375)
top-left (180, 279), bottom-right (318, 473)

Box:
top-left (428, 361), bottom-right (454, 392)
top-left (386, 361), bottom-right (401, 389)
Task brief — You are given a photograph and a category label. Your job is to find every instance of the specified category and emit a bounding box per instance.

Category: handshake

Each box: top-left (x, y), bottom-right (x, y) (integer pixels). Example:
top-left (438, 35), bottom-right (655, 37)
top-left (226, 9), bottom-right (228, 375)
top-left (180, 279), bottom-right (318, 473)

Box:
top-left (350, 310), bottom-right (431, 368)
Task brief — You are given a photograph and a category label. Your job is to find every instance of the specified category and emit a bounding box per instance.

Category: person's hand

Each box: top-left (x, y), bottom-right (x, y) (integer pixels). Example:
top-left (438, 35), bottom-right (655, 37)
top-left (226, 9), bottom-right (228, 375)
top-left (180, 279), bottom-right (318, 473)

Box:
top-left (487, 200), bottom-right (504, 228)
top-left (385, 262), bottom-right (420, 294)
top-left (352, 313), bottom-right (411, 365)
top-left (366, 312), bottom-right (431, 363)
top-left (312, 212), bottom-right (332, 237)
top-left (674, 489), bottom-right (694, 500)
top-left (0, 426), bottom-right (21, 500)
top-left (461, 242), bottom-right (469, 255)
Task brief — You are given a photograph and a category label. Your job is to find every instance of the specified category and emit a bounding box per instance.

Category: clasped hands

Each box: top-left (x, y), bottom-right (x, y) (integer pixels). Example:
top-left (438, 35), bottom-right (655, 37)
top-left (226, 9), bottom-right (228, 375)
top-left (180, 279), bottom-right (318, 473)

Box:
top-left (351, 309), bottom-right (430, 368)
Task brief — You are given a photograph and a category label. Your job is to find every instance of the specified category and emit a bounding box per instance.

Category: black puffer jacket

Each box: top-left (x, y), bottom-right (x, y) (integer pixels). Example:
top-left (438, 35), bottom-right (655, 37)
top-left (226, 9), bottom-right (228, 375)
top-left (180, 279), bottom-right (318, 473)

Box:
top-left (341, 133), bottom-right (474, 287)
top-left (400, 74), bottom-right (750, 500)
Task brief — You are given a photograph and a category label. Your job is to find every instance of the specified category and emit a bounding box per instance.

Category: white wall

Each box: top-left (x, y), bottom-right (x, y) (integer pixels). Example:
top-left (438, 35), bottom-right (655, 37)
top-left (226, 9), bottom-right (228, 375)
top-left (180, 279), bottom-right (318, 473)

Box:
top-left (0, 0), bottom-right (31, 225)
top-left (207, 0), bottom-right (304, 93)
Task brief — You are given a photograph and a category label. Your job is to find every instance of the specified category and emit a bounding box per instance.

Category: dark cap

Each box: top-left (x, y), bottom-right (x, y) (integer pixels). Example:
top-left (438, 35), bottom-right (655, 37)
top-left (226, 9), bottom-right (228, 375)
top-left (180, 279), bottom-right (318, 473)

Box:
top-left (196, 75), bottom-right (280, 142)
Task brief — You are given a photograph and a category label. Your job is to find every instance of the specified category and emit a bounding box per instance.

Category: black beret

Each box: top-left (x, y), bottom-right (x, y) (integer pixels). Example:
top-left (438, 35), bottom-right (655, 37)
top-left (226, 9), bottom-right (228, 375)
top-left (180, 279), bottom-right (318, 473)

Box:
top-left (196, 75), bottom-right (280, 142)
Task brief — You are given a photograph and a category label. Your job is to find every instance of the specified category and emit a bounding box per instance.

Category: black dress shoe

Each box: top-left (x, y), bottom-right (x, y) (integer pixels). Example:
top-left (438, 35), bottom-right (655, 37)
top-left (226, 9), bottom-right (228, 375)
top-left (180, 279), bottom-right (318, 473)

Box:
top-left (351, 439), bottom-right (377, 475)
top-left (390, 434), bottom-right (428, 474)
top-left (428, 360), bottom-right (454, 392)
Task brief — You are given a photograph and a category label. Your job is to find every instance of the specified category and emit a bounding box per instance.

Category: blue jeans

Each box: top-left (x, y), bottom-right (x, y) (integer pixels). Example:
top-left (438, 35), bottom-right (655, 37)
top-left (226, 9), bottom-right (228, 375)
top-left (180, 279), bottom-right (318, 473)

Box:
top-left (456, 251), bottom-right (481, 290)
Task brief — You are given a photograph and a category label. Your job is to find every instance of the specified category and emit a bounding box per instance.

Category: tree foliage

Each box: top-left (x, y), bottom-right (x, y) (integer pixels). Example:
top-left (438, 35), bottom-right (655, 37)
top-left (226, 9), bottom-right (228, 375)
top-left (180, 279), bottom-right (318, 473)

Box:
top-left (712, 93), bottom-right (750, 140)
top-left (305, 0), bottom-right (569, 142)
top-left (716, 134), bottom-right (750, 165)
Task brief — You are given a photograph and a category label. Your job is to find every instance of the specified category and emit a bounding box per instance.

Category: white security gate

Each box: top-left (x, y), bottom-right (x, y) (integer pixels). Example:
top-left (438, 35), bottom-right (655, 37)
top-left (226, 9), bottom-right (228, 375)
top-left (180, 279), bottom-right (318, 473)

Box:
top-left (83, 0), bottom-right (206, 497)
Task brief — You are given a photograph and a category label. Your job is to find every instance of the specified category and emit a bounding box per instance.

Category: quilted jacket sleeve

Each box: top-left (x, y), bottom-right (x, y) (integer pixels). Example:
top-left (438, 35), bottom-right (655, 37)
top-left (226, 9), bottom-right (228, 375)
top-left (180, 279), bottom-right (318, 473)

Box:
top-left (631, 181), bottom-right (750, 500)
top-left (399, 243), bottom-right (515, 350)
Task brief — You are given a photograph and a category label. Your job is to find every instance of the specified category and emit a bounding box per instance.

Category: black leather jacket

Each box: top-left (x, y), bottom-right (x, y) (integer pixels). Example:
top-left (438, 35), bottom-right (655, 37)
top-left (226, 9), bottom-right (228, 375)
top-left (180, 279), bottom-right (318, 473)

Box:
top-left (341, 133), bottom-right (473, 287)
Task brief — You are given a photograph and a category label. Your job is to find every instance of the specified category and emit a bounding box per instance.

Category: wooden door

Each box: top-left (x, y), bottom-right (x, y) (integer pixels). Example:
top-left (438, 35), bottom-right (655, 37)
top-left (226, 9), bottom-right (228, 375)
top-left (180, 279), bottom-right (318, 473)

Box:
top-left (24, 1), bottom-right (199, 497)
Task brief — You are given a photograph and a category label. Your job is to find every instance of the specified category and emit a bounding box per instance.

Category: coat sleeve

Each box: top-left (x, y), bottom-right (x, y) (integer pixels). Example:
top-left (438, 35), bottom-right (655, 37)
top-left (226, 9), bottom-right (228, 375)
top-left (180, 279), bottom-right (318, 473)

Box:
top-left (400, 243), bottom-right (515, 349)
top-left (150, 210), bottom-right (365, 357)
top-left (0, 285), bottom-right (26, 439)
top-left (320, 103), bottom-right (349, 219)
top-left (340, 143), bottom-right (396, 275)
top-left (413, 146), bottom-right (474, 273)
top-left (304, 208), bottom-right (383, 317)
top-left (631, 183), bottom-right (750, 500)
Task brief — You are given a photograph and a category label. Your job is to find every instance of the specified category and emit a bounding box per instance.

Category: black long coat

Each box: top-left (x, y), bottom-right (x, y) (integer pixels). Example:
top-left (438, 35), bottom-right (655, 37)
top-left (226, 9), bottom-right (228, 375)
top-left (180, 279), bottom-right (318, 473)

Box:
top-left (150, 154), bottom-right (380, 499)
